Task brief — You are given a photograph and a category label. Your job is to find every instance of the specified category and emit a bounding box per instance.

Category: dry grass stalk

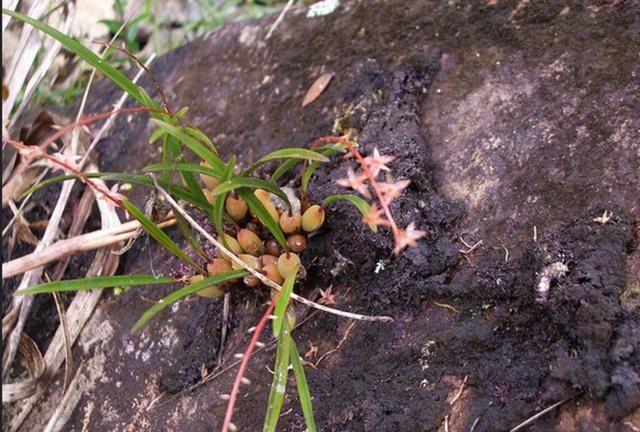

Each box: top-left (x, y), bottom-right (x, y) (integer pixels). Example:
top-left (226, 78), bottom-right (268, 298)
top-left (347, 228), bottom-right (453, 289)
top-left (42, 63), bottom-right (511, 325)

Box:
top-left (2, 49), bottom-right (154, 379)
top-left (2, 216), bottom-right (176, 279)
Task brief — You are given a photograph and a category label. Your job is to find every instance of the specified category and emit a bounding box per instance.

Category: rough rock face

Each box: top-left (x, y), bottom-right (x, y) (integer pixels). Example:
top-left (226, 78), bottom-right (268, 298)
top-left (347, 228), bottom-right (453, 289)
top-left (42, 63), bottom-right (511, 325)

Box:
top-left (7, 1), bottom-right (639, 431)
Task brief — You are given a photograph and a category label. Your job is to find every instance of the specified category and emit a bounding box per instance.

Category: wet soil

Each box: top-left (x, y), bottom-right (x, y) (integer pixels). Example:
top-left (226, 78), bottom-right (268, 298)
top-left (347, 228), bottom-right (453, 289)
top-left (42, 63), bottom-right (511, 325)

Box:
top-left (4, 1), bottom-right (639, 431)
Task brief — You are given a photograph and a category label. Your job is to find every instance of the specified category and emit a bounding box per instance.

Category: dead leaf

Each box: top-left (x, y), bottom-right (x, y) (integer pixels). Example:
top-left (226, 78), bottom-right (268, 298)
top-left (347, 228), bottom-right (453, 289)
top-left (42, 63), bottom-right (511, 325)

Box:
top-left (19, 111), bottom-right (56, 146)
top-left (302, 72), bottom-right (334, 107)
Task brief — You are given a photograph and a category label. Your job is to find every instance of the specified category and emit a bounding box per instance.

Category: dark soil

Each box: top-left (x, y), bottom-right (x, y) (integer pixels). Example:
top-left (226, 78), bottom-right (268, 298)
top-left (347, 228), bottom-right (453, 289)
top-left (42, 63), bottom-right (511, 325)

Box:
top-left (4, 1), bottom-right (639, 431)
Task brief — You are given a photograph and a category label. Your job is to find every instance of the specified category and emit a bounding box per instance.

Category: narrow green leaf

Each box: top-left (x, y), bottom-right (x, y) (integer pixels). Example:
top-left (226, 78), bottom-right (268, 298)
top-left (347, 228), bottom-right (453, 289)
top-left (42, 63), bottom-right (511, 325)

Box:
top-left (174, 106), bottom-right (189, 118)
top-left (243, 148), bottom-right (329, 176)
top-left (160, 133), bottom-right (182, 184)
top-left (19, 172), bottom-right (211, 212)
top-left (322, 194), bottom-right (376, 232)
top-left (176, 160), bottom-right (208, 207)
top-left (302, 144), bottom-right (346, 193)
top-left (210, 177), bottom-right (290, 208)
top-left (302, 161), bottom-right (320, 194)
top-left (16, 275), bottom-right (175, 296)
top-left (149, 127), bottom-right (165, 144)
top-left (270, 158), bottom-right (299, 183)
top-left (237, 188), bottom-right (287, 249)
top-left (143, 162), bottom-right (224, 182)
top-left (211, 192), bottom-right (228, 247)
top-left (273, 267), bottom-right (298, 338)
top-left (121, 200), bottom-right (204, 272)
top-left (263, 319), bottom-right (292, 432)
top-left (174, 211), bottom-right (208, 260)
top-left (270, 143), bottom-right (346, 184)
top-left (290, 340), bottom-right (316, 432)
top-left (2, 9), bottom-right (156, 109)
top-left (18, 174), bottom-right (77, 199)
top-left (151, 119), bottom-right (225, 173)
top-left (132, 270), bottom-right (247, 331)
top-left (185, 127), bottom-right (218, 155)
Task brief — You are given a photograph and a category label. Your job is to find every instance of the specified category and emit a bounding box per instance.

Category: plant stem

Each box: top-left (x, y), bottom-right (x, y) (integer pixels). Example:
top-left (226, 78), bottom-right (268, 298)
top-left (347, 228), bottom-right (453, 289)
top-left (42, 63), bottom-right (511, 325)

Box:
top-left (315, 136), bottom-right (401, 243)
top-left (221, 297), bottom-right (277, 432)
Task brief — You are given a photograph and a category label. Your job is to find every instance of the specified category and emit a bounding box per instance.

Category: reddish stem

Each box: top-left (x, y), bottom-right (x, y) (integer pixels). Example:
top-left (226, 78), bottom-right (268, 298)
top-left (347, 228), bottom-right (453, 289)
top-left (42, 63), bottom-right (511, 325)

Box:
top-left (38, 107), bottom-right (163, 151)
top-left (221, 296), bottom-right (279, 432)
top-left (316, 136), bottom-right (401, 244)
top-left (5, 138), bottom-right (125, 211)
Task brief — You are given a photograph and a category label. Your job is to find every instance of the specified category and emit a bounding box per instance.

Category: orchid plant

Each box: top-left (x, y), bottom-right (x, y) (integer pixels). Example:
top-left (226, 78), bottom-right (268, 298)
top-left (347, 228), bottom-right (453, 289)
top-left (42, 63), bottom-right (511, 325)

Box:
top-left (3, 8), bottom-right (427, 432)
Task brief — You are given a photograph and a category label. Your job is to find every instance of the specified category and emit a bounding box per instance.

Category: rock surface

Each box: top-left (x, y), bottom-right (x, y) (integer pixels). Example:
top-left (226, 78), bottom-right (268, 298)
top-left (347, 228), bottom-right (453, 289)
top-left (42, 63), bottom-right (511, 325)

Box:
top-left (7, 1), bottom-right (639, 431)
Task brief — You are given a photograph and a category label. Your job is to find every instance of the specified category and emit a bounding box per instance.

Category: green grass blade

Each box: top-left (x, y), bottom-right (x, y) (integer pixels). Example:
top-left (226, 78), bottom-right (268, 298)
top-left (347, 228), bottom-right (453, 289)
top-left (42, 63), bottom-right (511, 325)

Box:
top-left (263, 319), bottom-right (292, 432)
top-left (173, 159), bottom-right (209, 209)
top-left (290, 340), bottom-right (316, 432)
top-left (151, 119), bottom-right (225, 173)
top-left (210, 177), bottom-right (290, 208)
top-left (174, 211), bottom-right (208, 260)
top-left (273, 267), bottom-right (298, 337)
top-left (302, 144), bottom-right (346, 193)
top-left (302, 160), bottom-right (320, 194)
top-left (18, 174), bottom-right (77, 199)
top-left (185, 127), bottom-right (218, 155)
top-left (132, 270), bottom-right (247, 331)
top-left (211, 192), bottom-right (228, 246)
top-left (243, 148), bottom-right (329, 175)
top-left (143, 162), bottom-right (224, 182)
top-left (121, 200), bottom-right (204, 272)
top-left (270, 158), bottom-right (300, 183)
top-left (2, 9), bottom-right (156, 109)
top-left (322, 194), bottom-right (376, 232)
top-left (270, 143), bottom-right (346, 184)
top-left (16, 275), bottom-right (175, 296)
top-left (19, 172), bottom-right (211, 212)
top-left (237, 188), bottom-right (287, 249)
top-left (161, 133), bottom-right (183, 184)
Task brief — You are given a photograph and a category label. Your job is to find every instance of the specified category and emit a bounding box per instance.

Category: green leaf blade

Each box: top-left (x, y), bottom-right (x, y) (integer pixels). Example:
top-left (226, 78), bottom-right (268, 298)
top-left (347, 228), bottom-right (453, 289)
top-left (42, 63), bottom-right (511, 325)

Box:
top-left (132, 270), bottom-right (247, 331)
top-left (273, 267), bottom-right (298, 338)
top-left (237, 188), bottom-right (287, 249)
top-left (263, 319), bottom-right (292, 432)
top-left (244, 148), bottom-right (329, 175)
top-left (15, 275), bottom-right (175, 296)
top-left (322, 194), bottom-right (376, 232)
top-left (290, 340), bottom-right (316, 432)
top-left (210, 177), bottom-right (290, 208)
top-left (151, 120), bottom-right (225, 173)
top-left (121, 200), bottom-right (203, 272)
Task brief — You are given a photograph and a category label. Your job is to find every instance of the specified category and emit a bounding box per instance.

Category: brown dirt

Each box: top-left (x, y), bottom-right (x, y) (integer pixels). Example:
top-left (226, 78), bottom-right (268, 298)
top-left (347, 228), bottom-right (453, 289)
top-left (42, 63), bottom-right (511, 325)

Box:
top-left (3, 1), bottom-right (639, 431)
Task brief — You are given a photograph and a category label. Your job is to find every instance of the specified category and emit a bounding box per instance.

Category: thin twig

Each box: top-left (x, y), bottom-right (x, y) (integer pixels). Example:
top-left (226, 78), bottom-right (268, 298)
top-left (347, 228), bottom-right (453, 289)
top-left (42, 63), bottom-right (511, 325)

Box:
top-left (151, 176), bottom-right (393, 323)
top-left (450, 375), bottom-right (468, 405)
top-left (459, 237), bottom-right (483, 254)
top-left (309, 320), bottom-right (356, 368)
top-left (509, 397), bottom-right (572, 432)
top-left (469, 416), bottom-right (481, 432)
top-left (265, 0), bottom-right (294, 40)
top-left (432, 300), bottom-right (459, 314)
